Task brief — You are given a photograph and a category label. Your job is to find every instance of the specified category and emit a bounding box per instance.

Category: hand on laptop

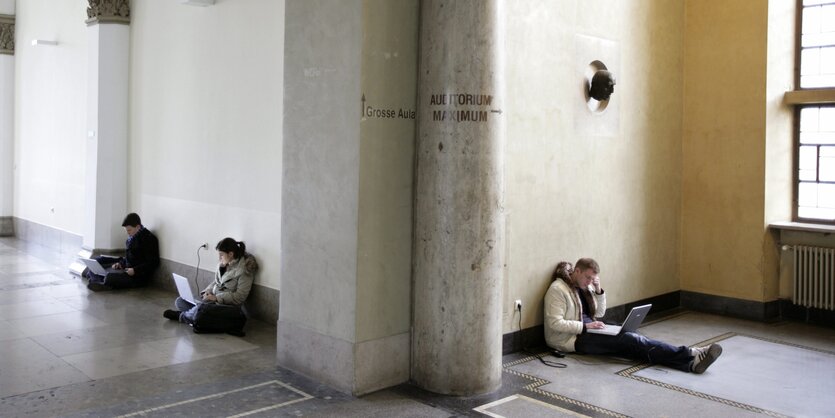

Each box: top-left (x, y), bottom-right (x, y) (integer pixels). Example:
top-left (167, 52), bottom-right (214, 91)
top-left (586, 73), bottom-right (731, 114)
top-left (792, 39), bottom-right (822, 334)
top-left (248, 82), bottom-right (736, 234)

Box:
top-left (587, 321), bottom-right (605, 329)
top-left (203, 291), bottom-right (217, 302)
top-left (126, 268), bottom-right (135, 276)
top-left (113, 262), bottom-right (123, 270)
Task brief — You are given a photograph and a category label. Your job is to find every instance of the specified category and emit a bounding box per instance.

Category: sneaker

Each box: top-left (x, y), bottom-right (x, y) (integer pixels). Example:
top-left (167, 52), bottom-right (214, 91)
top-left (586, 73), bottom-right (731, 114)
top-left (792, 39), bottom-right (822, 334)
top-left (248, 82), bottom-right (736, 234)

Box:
top-left (163, 310), bottom-right (181, 321)
top-left (690, 343), bottom-right (722, 374)
top-left (87, 282), bottom-right (112, 292)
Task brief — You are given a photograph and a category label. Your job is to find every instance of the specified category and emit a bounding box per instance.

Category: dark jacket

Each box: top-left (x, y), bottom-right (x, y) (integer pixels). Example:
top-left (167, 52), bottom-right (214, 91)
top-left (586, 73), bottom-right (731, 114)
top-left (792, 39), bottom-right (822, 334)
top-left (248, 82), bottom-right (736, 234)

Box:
top-left (120, 227), bottom-right (160, 279)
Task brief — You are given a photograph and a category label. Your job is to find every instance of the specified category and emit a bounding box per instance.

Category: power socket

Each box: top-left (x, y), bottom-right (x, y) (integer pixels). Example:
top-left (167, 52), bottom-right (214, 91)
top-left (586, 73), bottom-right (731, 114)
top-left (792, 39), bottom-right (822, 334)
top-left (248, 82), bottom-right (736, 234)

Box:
top-left (515, 299), bottom-right (522, 311)
top-left (199, 242), bottom-right (208, 250)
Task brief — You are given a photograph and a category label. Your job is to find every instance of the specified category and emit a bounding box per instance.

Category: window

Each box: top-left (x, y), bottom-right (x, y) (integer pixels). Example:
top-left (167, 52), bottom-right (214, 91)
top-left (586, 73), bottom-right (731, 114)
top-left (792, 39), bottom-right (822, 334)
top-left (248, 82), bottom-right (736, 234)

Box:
top-left (792, 0), bottom-right (835, 223)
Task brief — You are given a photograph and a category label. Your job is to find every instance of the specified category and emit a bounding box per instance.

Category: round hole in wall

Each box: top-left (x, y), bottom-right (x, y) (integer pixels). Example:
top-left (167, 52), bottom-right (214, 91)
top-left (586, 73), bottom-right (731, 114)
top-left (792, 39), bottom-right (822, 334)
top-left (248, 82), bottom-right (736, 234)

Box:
top-left (585, 60), bottom-right (614, 113)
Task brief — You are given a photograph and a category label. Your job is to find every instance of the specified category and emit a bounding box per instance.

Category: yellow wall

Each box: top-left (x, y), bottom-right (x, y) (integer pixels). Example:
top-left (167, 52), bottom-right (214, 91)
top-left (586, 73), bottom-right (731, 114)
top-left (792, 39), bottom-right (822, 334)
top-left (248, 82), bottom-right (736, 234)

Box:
top-left (681, 0), bottom-right (790, 302)
top-left (505, 1), bottom-right (685, 331)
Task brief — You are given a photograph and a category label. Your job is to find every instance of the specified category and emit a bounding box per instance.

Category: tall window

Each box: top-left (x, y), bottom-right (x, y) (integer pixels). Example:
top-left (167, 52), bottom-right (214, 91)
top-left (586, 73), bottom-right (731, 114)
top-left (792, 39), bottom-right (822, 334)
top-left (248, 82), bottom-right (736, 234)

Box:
top-left (794, 0), bottom-right (835, 223)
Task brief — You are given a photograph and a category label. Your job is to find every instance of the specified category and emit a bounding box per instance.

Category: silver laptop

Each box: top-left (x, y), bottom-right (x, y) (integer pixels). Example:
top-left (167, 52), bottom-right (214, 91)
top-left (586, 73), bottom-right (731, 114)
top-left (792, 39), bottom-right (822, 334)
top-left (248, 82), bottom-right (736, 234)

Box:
top-left (81, 258), bottom-right (114, 276)
top-left (172, 273), bottom-right (198, 305)
top-left (587, 304), bottom-right (652, 336)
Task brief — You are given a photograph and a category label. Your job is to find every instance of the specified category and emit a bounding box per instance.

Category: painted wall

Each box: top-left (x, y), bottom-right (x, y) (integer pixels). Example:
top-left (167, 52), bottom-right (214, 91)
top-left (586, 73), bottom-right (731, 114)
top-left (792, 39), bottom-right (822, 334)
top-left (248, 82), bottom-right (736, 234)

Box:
top-left (681, 0), bottom-right (777, 302)
top-left (504, 1), bottom-right (685, 331)
top-left (1, 55), bottom-right (12, 217)
top-left (129, 0), bottom-right (284, 290)
top-left (764, 0), bottom-right (796, 301)
top-left (13, 0), bottom-right (87, 233)
top-left (0, 1), bottom-right (13, 14)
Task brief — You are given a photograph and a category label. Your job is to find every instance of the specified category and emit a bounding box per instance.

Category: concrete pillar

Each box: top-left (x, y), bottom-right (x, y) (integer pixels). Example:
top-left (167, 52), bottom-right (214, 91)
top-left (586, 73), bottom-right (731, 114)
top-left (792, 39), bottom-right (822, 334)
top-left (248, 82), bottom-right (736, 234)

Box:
top-left (412, 0), bottom-right (505, 396)
top-left (81, 1), bottom-right (130, 252)
top-left (279, 0), bottom-right (418, 395)
top-left (0, 12), bottom-right (13, 236)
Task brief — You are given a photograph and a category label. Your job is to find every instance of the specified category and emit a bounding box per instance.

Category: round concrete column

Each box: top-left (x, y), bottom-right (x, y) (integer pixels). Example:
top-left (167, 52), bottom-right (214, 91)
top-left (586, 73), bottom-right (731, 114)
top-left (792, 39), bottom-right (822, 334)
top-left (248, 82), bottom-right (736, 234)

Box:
top-left (412, 0), bottom-right (504, 396)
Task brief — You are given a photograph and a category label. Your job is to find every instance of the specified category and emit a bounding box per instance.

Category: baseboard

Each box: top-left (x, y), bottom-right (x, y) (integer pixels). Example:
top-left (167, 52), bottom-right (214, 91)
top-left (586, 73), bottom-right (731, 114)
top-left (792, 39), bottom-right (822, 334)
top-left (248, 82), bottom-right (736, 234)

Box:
top-left (777, 299), bottom-right (835, 329)
top-left (680, 291), bottom-right (781, 322)
top-left (11, 217), bottom-right (82, 255)
top-left (0, 216), bottom-right (13, 236)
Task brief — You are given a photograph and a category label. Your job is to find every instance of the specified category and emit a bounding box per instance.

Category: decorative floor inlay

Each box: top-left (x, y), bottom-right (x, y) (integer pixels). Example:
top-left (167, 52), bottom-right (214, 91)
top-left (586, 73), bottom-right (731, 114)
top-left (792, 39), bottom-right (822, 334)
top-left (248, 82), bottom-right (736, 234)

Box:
top-left (116, 380), bottom-right (314, 417)
top-left (474, 394), bottom-right (592, 417)
top-left (618, 332), bottom-right (835, 418)
top-left (503, 353), bottom-right (629, 418)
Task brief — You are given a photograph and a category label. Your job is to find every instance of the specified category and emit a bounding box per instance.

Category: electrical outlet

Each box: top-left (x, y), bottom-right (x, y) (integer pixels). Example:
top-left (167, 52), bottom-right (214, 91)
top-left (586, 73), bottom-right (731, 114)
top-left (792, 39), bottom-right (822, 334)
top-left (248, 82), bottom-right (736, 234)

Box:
top-left (515, 299), bottom-right (522, 311)
top-left (200, 242), bottom-right (208, 249)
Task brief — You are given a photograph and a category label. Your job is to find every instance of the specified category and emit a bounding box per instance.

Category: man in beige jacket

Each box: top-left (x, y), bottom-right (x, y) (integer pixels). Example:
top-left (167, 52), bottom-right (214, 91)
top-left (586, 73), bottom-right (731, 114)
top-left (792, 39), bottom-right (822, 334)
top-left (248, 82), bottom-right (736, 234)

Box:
top-left (544, 258), bottom-right (722, 374)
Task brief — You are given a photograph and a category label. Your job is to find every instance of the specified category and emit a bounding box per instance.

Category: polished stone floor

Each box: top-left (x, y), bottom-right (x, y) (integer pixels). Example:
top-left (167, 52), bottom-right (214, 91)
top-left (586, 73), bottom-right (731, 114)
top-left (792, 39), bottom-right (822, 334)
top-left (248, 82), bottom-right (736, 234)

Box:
top-left (2, 236), bottom-right (834, 417)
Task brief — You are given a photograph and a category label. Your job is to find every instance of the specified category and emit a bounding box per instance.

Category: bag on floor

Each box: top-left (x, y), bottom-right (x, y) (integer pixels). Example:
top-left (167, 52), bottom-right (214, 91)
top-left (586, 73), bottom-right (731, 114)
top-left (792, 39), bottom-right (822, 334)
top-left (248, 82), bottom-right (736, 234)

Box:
top-left (190, 302), bottom-right (247, 336)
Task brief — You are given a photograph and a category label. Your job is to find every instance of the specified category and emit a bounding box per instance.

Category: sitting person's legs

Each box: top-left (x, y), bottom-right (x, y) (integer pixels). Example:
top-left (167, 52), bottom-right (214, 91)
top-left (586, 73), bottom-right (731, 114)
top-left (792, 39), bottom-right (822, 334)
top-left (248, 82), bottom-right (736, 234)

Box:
top-left (575, 331), bottom-right (694, 372)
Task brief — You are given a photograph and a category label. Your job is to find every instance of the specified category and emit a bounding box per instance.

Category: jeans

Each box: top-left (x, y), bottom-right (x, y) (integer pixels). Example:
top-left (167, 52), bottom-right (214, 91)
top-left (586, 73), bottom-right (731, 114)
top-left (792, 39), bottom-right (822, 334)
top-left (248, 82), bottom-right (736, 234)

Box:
top-left (575, 331), bottom-right (694, 372)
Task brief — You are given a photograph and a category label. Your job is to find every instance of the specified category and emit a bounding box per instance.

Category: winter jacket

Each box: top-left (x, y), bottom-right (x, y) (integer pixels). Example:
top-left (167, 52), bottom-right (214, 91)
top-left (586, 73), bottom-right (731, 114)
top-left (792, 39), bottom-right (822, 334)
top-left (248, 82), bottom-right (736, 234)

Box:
top-left (202, 253), bottom-right (258, 306)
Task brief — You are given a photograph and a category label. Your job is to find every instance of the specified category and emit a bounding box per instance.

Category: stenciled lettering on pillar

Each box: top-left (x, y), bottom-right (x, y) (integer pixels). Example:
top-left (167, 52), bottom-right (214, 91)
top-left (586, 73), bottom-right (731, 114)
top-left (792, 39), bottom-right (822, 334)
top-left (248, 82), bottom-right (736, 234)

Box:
top-left (0, 15), bottom-right (14, 55)
top-left (429, 93), bottom-right (501, 122)
top-left (86, 0), bottom-right (130, 25)
top-left (361, 94), bottom-right (416, 120)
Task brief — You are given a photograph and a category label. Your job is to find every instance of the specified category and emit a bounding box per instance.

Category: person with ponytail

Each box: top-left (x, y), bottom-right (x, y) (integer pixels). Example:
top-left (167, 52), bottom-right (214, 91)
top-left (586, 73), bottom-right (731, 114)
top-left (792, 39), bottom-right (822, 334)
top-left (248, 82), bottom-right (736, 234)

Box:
top-left (164, 237), bottom-right (258, 334)
top-left (544, 258), bottom-right (722, 374)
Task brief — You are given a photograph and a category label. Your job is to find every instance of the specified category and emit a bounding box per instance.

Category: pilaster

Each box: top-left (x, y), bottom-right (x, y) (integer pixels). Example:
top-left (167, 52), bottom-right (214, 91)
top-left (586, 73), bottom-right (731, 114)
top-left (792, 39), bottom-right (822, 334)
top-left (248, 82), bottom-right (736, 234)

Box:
top-left (0, 13), bottom-right (13, 235)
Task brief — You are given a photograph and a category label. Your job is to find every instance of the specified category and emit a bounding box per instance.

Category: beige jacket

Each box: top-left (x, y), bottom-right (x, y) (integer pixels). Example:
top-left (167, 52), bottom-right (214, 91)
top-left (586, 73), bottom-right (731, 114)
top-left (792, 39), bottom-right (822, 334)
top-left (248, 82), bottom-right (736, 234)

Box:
top-left (544, 278), bottom-right (607, 352)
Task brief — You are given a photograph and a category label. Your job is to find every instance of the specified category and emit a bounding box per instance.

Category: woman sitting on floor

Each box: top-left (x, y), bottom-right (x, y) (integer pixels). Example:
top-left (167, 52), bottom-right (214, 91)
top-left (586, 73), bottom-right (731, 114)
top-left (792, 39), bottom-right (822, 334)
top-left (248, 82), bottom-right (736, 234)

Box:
top-left (164, 237), bottom-right (258, 336)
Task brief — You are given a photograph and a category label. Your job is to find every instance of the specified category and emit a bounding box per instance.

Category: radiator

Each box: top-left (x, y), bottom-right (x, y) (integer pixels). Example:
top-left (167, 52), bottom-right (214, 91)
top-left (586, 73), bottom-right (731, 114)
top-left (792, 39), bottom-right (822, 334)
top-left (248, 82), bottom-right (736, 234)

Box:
top-left (793, 245), bottom-right (835, 310)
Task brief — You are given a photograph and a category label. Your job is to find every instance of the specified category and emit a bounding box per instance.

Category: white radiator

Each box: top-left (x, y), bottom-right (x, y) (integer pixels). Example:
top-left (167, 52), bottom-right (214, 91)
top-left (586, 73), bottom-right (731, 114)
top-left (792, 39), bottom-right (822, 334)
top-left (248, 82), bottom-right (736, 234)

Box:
top-left (793, 245), bottom-right (835, 310)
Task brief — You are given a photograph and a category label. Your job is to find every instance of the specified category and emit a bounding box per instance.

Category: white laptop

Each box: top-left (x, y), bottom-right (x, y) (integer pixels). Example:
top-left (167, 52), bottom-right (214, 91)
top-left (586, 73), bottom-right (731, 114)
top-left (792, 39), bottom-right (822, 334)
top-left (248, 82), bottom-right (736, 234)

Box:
top-left (81, 258), bottom-right (114, 276)
top-left (172, 273), bottom-right (198, 305)
top-left (587, 304), bottom-right (652, 336)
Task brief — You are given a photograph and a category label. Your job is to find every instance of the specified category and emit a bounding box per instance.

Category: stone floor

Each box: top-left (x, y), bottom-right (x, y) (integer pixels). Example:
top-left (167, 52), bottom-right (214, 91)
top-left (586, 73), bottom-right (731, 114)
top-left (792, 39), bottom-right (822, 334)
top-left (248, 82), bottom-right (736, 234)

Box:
top-left (2, 236), bottom-right (834, 417)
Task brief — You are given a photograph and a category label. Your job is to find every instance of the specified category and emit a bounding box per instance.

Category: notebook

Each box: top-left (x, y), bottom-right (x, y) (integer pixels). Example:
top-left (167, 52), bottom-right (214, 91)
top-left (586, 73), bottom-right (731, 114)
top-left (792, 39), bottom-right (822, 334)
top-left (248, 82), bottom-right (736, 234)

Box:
top-left (173, 273), bottom-right (198, 305)
top-left (586, 304), bottom-right (652, 336)
top-left (81, 258), bottom-right (113, 276)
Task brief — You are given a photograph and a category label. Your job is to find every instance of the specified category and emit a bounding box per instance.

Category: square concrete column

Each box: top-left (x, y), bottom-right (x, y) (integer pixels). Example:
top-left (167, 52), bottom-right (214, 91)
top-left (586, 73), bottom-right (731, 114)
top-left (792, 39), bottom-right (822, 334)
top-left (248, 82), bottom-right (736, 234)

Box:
top-left (278, 0), bottom-right (418, 396)
top-left (82, 5), bottom-right (130, 252)
top-left (0, 12), bottom-right (14, 235)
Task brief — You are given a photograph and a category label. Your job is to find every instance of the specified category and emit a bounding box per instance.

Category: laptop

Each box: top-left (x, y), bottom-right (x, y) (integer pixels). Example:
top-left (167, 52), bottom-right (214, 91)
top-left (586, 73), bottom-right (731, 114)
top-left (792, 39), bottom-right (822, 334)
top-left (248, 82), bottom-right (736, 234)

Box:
top-left (81, 258), bottom-right (116, 276)
top-left (587, 304), bottom-right (652, 336)
top-left (172, 273), bottom-right (198, 305)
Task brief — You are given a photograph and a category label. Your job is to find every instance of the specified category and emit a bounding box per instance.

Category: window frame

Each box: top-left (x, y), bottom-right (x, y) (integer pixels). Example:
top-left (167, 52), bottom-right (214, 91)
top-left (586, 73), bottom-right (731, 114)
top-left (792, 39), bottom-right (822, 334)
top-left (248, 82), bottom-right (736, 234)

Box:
top-left (789, 0), bottom-right (835, 225)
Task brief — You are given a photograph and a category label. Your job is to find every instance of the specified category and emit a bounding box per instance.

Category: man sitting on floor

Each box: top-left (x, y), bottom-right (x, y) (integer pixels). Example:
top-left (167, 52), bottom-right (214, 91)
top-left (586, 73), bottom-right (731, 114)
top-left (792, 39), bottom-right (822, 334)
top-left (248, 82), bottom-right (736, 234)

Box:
top-left (86, 212), bottom-right (160, 291)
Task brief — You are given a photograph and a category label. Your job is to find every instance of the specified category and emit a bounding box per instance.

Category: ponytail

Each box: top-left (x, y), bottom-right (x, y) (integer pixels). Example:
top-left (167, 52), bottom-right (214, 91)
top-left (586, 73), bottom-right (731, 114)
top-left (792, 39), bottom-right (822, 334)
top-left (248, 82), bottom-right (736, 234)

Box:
top-left (216, 237), bottom-right (246, 259)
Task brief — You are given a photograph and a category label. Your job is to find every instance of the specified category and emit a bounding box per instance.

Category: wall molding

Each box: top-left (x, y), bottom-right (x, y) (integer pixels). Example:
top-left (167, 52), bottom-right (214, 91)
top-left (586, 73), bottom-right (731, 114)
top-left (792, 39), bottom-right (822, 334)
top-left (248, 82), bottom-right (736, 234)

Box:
top-left (0, 14), bottom-right (14, 55)
top-left (86, 0), bottom-right (130, 26)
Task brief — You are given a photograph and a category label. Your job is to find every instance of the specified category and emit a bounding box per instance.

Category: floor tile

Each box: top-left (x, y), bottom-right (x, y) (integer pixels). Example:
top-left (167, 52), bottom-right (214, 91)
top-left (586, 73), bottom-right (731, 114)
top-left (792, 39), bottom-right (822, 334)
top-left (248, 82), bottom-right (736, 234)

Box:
top-left (60, 343), bottom-right (177, 380)
top-left (0, 338), bottom-right (90, 398)
top-left (6, 310), bottom-right (109, 337)
top-left (30, 321), bottom-right (189, 357)
top-left (0, 260), bottom-right (60, 274)
top-left (4, 298), bottom-right (77, 320)
top-left (0, 287), bottom-right (52, 306)
top-left (0, 319), bottom-right (29, 342)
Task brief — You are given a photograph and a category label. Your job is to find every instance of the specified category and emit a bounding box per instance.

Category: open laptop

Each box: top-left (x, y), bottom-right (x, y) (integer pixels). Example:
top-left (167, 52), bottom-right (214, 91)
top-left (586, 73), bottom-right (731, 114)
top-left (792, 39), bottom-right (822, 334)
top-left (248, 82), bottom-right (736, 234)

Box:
top-left (172, 273), bottom-right (198, 305)
top-left (587, 304), bottom-right (652, 336)
top-left (81, 258), bottom-right (116, 276)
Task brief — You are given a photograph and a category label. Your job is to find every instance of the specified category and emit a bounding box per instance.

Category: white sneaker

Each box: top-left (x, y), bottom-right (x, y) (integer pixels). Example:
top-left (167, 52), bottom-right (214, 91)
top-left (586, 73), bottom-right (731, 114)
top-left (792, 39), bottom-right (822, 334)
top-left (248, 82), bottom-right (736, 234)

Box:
top-left (690, 344), bottom-right (722, 374)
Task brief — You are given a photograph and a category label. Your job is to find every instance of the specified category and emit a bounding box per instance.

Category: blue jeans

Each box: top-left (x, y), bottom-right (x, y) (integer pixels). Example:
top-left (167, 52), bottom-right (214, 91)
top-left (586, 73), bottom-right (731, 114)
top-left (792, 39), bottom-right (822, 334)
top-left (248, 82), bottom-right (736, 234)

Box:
top-left (575, 331), bottom-right (694, 372)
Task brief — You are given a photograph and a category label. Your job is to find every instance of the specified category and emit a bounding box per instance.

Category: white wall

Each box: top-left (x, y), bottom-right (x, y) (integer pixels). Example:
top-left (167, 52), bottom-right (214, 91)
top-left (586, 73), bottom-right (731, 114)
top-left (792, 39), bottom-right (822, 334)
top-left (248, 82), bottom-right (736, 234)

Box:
top-left (14, 0), bottom-right (87, 232)
top-left (0, 0), bottom-right (14, 14)
top-left (130, 0), bottom-right (284, 290)
top-left (0, 55), bottom-right (12, 217)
